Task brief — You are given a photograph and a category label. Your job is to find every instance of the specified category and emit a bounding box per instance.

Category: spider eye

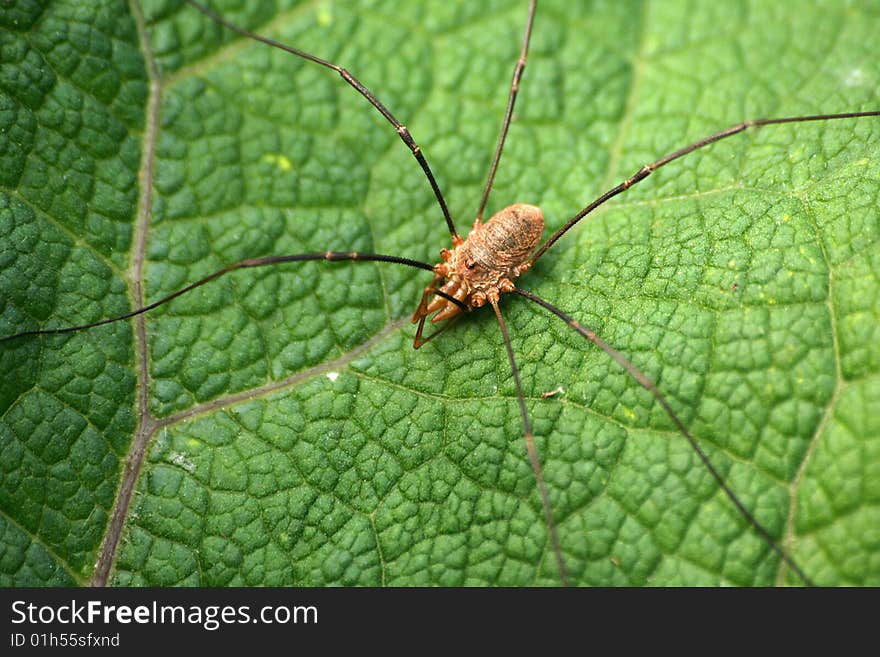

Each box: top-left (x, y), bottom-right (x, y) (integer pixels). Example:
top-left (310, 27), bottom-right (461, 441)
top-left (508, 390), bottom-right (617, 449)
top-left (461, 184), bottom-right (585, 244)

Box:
top-left (465, 259), bottom-right (477, 269)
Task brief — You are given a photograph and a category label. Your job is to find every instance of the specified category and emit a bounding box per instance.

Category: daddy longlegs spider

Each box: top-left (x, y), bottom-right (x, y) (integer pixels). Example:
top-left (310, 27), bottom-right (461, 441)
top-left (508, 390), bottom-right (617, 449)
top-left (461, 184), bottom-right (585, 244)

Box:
top-left (1, 0), bottom-right (878, 586)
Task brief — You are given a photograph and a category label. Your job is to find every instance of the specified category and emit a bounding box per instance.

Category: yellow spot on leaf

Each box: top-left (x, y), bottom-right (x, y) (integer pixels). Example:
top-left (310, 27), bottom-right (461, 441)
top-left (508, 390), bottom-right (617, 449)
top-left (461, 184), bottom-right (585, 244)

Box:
top-left (317, 5), bottom-right (333, 27)
top-left (263, 153), bottom-right (293, 171)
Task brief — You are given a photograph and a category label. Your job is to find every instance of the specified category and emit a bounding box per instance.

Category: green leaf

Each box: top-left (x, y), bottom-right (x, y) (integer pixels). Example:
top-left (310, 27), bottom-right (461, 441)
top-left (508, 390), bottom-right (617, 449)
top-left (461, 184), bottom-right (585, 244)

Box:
top-left (1, 0), bottom-right (878, 586)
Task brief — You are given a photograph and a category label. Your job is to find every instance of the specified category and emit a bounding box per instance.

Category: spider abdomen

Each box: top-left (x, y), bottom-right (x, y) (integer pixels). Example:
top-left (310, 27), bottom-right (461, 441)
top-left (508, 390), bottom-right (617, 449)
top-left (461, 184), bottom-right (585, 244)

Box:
top-left (466, 203), bottom-right (545, 272)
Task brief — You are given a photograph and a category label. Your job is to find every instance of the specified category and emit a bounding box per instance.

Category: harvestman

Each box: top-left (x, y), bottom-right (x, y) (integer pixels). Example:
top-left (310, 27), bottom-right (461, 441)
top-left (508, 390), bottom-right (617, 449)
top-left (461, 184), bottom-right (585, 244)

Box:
top-left (2, 0), bottom-right (878, 585)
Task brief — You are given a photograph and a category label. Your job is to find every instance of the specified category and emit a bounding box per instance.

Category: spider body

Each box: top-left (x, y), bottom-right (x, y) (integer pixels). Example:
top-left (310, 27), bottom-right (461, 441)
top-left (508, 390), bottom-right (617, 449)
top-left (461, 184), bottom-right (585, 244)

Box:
top-left (417, 203), bottom-right (545, 326)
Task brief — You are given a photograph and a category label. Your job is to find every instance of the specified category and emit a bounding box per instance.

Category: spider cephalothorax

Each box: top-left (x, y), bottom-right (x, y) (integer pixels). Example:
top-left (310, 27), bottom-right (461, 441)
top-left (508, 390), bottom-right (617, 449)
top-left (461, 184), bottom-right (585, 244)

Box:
top-left (411, 203), bottom-right (544, 344)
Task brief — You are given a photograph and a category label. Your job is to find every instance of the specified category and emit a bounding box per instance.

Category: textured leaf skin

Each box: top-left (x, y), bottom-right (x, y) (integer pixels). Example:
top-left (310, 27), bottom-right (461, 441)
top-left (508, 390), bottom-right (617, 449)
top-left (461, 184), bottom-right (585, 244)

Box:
top-left (1, 0), bottom-right (878, 586)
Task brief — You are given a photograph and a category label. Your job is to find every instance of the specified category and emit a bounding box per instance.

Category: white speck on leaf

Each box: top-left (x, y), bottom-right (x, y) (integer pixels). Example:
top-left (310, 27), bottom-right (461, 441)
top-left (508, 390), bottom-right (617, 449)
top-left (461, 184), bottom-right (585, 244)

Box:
top-left (169, 452), bottom-right (196, 473)
top-left (844, 68), bottom-right (866, 87)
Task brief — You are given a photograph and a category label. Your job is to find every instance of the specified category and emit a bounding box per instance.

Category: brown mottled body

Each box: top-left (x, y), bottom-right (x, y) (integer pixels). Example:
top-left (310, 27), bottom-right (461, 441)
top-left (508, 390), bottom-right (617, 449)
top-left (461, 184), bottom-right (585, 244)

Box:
top-left (411, 204), bottom-right (544, 345)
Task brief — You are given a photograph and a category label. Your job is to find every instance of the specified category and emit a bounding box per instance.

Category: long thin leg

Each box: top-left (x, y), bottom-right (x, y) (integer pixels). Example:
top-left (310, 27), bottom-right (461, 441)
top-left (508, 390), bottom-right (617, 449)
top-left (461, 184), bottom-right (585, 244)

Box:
top-left (0, 252), bottom-right (453, 344)
top-left (475, 0), bottom-right (538, 221)
top-left (185, 0), bottom-right (461, 243)
top-left (490, 299), bottom-right (570, 586)
top-left (530, 110), bottom-right (880, 264)
top-left (411, 273), bottom-right (445, 323)
top-left (411, 273), bottom-right (465, 349)
top-left (413, 315), bottom-right (460, 350)
top-left (513, 287), bottom-right (816, 586)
